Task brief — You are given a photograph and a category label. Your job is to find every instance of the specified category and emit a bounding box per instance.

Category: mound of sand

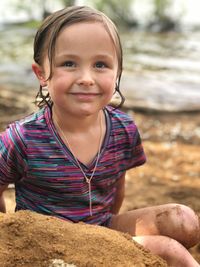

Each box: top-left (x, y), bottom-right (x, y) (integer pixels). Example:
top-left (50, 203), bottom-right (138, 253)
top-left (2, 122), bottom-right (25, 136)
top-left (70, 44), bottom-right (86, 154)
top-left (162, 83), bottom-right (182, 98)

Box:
top-left (0, 211), bottom-right (167, 267)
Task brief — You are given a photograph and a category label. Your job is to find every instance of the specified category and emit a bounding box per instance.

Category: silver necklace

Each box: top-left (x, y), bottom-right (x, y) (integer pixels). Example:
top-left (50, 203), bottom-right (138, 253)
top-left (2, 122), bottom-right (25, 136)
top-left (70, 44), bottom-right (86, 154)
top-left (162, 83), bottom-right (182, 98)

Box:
top-left (54, 112), bottom-right (103, 216)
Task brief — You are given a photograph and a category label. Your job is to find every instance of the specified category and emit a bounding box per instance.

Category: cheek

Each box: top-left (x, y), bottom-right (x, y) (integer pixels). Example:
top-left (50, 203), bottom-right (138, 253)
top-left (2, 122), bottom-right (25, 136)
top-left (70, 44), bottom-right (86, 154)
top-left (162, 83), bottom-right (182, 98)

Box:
top-left (101, 75), bottom-right (116, 94)
top-left (47, 75), bottom-right (69, 94)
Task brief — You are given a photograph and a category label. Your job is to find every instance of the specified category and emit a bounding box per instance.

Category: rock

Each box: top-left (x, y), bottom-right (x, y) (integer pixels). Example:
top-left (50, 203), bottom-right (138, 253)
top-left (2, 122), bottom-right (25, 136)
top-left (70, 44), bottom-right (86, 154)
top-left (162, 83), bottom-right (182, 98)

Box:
top-left (121, 73), bottom-right (200, 112)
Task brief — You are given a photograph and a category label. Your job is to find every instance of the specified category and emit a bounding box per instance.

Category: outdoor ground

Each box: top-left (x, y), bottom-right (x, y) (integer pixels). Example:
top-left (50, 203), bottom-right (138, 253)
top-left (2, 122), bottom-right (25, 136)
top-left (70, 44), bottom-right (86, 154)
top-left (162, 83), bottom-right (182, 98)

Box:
top-left (1, 87), bottom-right (200, 264)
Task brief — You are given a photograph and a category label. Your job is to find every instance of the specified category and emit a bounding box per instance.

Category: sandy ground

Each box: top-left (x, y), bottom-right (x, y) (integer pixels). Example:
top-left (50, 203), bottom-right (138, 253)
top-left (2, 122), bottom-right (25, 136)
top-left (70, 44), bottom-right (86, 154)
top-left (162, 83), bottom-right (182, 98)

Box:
top-left (1, 87), bottom-right (200, 263)
top-left (0, 211), bottom-right (167, 267)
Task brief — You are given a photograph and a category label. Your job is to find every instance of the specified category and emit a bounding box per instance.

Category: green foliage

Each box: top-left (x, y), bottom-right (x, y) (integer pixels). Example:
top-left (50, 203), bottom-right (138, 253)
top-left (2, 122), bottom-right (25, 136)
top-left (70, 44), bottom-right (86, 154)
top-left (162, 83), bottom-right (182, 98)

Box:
top-left (86, 0), bottom-right (137, 28)
top-left (8, 0), bottom-right (181, 32)
top-left (10, 0), bottom-right (43, 19)
top-left (153, 0), bottom-right (173, 20)
top-left (59, 0), bottom-right (76, 6)
top-left (19, 20), bottom-right (41, 28)
top-left (149, 0), bottom-right (180, 32)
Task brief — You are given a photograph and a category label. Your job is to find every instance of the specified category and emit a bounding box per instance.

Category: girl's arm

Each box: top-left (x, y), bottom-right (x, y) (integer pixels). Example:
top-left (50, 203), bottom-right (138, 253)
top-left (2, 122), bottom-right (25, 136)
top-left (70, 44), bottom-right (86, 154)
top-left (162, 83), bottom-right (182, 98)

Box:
top-left (0, 184), bottom-right (8, 213)
top-left (111, 173), bottom-right (126, 215)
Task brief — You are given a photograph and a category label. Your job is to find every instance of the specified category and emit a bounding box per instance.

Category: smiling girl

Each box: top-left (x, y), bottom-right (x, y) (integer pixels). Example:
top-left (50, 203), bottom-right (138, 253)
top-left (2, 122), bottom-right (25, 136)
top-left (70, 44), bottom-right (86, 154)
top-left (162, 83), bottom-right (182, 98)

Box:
top-left (0, 6), bottom-right (199, 266)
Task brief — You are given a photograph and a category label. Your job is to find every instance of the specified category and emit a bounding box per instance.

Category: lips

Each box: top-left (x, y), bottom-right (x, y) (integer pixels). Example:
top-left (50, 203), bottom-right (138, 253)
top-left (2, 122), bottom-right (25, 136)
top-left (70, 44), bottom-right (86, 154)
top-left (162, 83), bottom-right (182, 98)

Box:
top-left (70, 92), bottom-right (100, 95)
top-left (69, 92), bottom-right (100, 101)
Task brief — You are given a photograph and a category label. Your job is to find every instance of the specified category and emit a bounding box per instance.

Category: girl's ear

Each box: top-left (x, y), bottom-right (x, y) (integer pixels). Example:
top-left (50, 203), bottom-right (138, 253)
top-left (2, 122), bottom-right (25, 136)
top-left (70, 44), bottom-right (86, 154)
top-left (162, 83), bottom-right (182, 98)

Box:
top-left (32, 63), bottom-right (47, 87)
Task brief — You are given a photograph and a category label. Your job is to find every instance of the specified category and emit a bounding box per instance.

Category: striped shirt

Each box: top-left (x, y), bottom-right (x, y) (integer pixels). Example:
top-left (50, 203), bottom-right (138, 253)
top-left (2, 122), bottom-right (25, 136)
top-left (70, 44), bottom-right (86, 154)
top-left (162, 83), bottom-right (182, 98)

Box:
top-left (0, 106), bottom-right (146, 225)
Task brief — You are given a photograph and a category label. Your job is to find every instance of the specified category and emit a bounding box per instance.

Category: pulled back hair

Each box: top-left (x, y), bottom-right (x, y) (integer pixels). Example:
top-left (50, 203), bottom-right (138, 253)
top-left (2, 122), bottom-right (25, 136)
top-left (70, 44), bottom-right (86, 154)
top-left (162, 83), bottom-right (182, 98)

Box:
top-left (33, 5), bottom-right (125, 108)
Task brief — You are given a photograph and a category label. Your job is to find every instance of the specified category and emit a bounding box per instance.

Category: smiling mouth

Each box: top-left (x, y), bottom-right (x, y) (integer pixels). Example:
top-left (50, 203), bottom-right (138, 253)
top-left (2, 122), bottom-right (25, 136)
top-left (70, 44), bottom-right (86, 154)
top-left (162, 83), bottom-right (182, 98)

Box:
top-left (69, 92), bottom-right (100, 101)
top-left (70, 92), bottom-right (100, 95)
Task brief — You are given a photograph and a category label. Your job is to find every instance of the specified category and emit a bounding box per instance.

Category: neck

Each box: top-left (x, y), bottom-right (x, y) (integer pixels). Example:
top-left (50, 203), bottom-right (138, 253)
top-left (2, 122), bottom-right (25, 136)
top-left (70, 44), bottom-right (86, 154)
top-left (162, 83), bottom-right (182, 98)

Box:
top-left (52, 107), bottom-right (103, 133)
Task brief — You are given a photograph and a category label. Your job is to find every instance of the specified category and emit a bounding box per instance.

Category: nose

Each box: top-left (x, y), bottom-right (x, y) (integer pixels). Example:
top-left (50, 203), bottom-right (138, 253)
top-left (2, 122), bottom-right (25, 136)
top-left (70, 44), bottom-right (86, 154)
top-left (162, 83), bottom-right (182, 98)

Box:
top-left (76, 69), bottom-right (95, 86)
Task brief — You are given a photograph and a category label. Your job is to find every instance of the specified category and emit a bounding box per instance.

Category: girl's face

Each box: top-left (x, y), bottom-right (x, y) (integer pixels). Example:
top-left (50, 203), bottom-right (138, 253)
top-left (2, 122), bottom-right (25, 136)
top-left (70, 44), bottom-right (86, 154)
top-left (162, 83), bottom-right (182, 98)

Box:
top-left (33, 22), bottom-right (118, 118)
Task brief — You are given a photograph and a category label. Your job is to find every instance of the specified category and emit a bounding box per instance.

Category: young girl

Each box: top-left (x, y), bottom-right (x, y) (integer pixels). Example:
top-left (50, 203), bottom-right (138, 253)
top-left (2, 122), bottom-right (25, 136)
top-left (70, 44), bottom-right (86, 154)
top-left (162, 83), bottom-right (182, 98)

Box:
top-left (0, 6), bottom-right (199, 266)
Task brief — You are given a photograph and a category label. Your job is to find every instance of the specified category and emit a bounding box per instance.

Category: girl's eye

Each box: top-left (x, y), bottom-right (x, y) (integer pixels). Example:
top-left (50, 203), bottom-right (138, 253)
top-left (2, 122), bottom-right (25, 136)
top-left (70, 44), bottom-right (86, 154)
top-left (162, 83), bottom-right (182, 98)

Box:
top-left (63, 61), bottom-right (76, 67)
top-left (95, 61), bottom-right (107, 69)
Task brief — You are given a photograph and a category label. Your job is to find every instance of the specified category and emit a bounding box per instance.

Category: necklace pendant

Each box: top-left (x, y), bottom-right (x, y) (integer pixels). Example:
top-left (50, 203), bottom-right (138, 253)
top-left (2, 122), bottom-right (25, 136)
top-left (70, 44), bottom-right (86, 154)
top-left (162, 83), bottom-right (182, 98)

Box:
top-left (54, 110), bottom-right (103, 218)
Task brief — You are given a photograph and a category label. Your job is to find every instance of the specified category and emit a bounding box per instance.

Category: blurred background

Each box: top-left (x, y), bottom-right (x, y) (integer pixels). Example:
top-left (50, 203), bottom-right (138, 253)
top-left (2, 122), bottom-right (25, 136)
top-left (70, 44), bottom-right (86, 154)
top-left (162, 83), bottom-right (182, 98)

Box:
top-left (0, 0), bottom-right (200, 262)
top-left (1, 0), bottom-right (200, 114)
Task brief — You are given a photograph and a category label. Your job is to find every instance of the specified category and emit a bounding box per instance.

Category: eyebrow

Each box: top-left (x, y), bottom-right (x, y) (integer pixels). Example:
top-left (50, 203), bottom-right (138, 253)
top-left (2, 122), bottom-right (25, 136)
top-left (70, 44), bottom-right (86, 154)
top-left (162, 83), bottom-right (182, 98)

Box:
top-left (93, 54), bottom-right (115, 60)
top-left (55, 54), bottom-right (79, 60)
top-left (55, 53), bottom-right (115, 61)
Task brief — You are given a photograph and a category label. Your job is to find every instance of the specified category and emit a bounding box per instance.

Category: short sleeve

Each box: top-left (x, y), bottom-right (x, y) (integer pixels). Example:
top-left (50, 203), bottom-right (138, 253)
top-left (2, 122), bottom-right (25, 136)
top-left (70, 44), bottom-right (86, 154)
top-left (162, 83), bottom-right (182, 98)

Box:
top-left (0, 123), bottom-right (27, 185)
top-left (106, 107), bottom-right (146, 174)
top-left (128, 126), bottom-right (146, 169)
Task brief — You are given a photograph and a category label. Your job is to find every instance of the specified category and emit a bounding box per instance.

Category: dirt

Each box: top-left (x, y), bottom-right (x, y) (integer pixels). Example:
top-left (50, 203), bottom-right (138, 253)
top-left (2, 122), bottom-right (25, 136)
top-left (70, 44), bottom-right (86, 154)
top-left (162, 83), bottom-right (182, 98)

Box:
top-left (0, 86), bottom-right (200, 265)
top-left (0, 210), bottom-right (167, 267)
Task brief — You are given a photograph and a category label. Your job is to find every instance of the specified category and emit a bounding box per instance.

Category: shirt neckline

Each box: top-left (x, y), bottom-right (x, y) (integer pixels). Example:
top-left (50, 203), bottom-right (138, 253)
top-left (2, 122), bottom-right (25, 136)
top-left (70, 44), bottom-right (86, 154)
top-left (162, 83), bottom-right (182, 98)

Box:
top-left (44, 106), bottom-right (111, 171)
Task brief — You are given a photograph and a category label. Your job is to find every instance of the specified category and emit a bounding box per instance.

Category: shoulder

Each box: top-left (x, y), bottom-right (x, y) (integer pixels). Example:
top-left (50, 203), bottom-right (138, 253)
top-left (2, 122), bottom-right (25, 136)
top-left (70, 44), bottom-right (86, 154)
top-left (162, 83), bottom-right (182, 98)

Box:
top-left (105, 106), bottom-right (146, 168)
top-left (17, 107), bottom-right (47, 130)
top-left (11, 107), bottom-right (48, 134)
top-left (106, 106), bottom-right (133, 120)
top-left (105, 106), bottom-right (137, 132)
top-left (0, 107), bottom-right (48, 148)
top-left (105, 106), bottom-right (144, 147)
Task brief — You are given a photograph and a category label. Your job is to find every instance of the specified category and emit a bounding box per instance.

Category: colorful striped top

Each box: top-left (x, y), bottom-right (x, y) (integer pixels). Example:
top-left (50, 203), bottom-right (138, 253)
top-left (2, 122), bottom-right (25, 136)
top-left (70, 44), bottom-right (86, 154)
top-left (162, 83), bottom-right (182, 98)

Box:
top-left (0, 106), bottom-right (146, 225)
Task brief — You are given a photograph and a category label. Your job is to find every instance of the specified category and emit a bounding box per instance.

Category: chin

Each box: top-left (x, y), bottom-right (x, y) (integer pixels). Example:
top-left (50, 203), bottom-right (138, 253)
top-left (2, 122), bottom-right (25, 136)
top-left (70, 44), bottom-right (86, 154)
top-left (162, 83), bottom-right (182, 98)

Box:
top-left (80, 110), bottom-right (95, 116)
top-left (79, 108), bottom-right (100, 117)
